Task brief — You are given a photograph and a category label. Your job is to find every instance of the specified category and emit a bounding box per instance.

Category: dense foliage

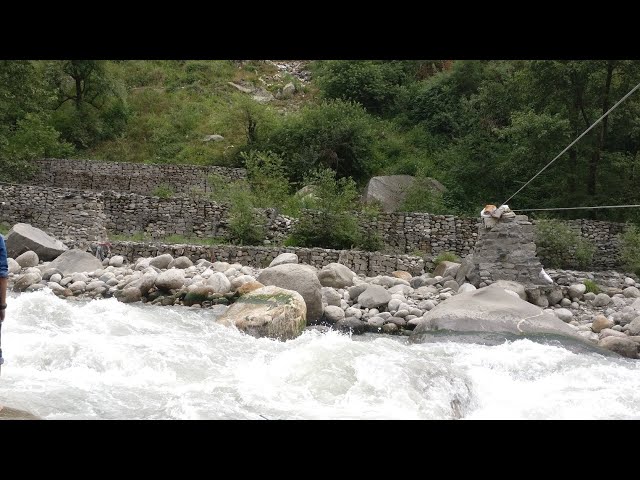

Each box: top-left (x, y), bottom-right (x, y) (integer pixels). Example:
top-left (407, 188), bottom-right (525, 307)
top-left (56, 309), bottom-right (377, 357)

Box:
top-left (4, 59), bottom-right (640, 250)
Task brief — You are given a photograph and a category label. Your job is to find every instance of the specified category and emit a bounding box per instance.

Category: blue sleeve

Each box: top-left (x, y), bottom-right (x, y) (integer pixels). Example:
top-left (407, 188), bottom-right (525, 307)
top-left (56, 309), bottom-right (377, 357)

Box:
top-left (0, 235), bottom-right (8, 278)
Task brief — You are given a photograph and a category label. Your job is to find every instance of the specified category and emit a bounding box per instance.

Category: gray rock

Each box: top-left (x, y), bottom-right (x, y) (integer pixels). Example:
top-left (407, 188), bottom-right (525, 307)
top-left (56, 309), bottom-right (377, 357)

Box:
top-left (382, 323), bottom-right (398, 334)
top-left (598, 328), bottom-right (627, 339)
top-left (344, 307), bottom-right (362, 319)
top-left (0, 405), bottom-right (40, 420)
top-left (206, 272), bottom-right (232, 294)
top-left (411, 284), bottom-right (587, 344)
top-left (457, 283), bottom-right (476, 294)
top-left (568, 283), bottom-right (587, 298)
top-left (69, 281), bottom-right (86, 293)
top-left (363, 175), bottom-right (444, 213)
top-left (15, 251), bottom-right (39, 268)
top-left (560, 298), bottom-right (571, 307)
top-left (168, 256), bottom-right (193, 269)
top-left (13, 272), bottom-right (42, 291)
top-left (358, 285), bottom-right (392, 309)
top-left (269, 253), bottom-right (299, 268)
top-left (334, 317), bottom-right (367, 334)
top-left (42, 268), bottom-right (62, 281)
top-left (109, 255), bottom-right (124, 267)
top-left (281, 82), bottom-right (296, 98)
top-left (492, 280), bottom-right (526, 300)
top-left (317, 263), bottom-right (356, 288)
top-left (584, 292), bottom-right (596, 301)
top-left (627, 317), bottom-right (640, 336)
top-left (149, 254), bottom-right (174, 270)
top-left (321, 287), bottom-right (342, 307)
top-left (323, 305), bottom-right (345, 323)
top-left (5, 223), bottom-right (67, 261)
top-left (443, 280), bottom-right (459, 292)
top-left (217, 286), bottom-right (306, 341)
top-left (591, 314), bottom-right (614, 333)
top-left (367, 316), bottom-right (386, 329)
top-left (129, 272), bottom-right (158, 295)
top-left (155, 269), bottom-right (185, 291)
top-left (202, 134), bottom-right (224, 142)
top-left (257, 264), bottom-right (323, 323)
top-left (624, 277), bottom-right (636, 286)
top-left (554, 308), bottom-right (573, 323)
top-left (348, 284), bottom-right (368, 302)
top-left (593, 293), bottom-right (611, 307)
top-left (598, 336), bottom-right (639, 359)
top-left (623, 286), bottom-right (640, 298)
top-left (49, 273), bottom-right (62, 284)
top-left (547, 288), bottom-right (564, 306)
top-left (117, 286), bottom-right (142, 303)
top-left (46, 249), bottom-right (103, 276)
top-left (7, 257), bottom-right (20, 274)
top-left (433, 261), bottom-right (461, 279)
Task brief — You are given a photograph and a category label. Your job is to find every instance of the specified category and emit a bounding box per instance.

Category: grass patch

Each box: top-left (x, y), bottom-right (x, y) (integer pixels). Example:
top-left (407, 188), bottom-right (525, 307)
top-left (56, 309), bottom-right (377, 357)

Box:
top-left (433, 251), bottom-right (460, 266)
top-left (0, 222), bottom-right (10, 235)
top-left (583, 279), bottom-right (600, 294)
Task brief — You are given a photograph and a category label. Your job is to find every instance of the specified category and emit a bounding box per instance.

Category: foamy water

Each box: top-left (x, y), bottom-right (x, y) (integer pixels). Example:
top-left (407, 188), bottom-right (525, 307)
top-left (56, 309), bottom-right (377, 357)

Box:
top-left (0, 289), bottom-right (639, 419)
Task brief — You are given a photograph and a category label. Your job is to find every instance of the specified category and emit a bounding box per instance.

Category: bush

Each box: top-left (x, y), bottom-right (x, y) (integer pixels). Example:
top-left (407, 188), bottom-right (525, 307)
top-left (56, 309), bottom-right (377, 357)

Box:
top-left (400, 175), bottom-right (449, 214)
top-left (583, 279), bottom-right (601, 294)
top-left (287, 168), bottom-right (362, 250)
top-left (535, 219), bottom-right (595, 269)
top-left (434, 251), bottom-right (460, 266)
top-left (152, 184), bottom-right (174, 198)
top-left (241, 149), bottom-right (292, 212)
top-left (313, 60), bottom-right (413, 116)
top-left (226, 184), bottom-right (266, 246)
top-left (619, 224), bottom-right (640, 275)
top-left (260, 99), bottom-right (381, 182)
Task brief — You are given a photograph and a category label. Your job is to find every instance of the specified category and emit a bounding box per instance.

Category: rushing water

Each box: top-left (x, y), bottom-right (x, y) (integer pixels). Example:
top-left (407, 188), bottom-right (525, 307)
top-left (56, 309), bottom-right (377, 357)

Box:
top-left (1, 289), bottom-right (639, 420)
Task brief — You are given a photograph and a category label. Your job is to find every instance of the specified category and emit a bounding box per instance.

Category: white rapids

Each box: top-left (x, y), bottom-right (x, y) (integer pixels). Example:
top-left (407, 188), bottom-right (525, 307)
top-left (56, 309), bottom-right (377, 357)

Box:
top-left (0, 289), bottom-right (639, 420)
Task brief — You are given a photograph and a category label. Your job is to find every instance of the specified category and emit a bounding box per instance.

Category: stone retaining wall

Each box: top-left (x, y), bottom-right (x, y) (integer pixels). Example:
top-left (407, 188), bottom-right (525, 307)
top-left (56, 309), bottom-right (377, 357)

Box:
top-left (31, 158), bottom-right (246, 196)
top-left (81, 241), bottom-right (427, 277)
top-left (0, 182), bottom-right (630, 270)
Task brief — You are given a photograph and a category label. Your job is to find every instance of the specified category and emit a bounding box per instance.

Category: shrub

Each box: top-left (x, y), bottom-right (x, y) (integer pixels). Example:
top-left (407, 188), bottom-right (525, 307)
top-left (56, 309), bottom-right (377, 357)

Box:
top-left (287, 168), bottom-right (362, 250)
top-left (619, 225), bottom-right (640, 276)
top-left (583, 279), bottom-right (601, 294)
top-left (260, 99), bottom-right (381, 182)
top-left (535, 219), bottom-right (595, 269)
top-left (152, 184), bottom-right (174, 198)
top-left (226, 184), bottom-right (266, 246)
top-left (434, 251), bottom-right (460, 266)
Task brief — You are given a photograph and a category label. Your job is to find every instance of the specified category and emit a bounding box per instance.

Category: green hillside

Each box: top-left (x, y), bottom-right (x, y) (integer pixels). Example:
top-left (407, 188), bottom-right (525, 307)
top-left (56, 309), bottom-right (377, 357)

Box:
top-left (3, 59), bottom-right (640, 225)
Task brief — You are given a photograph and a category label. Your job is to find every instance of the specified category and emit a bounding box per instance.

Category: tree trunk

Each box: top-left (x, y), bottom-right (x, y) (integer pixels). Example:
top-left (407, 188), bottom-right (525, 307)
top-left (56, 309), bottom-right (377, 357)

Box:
top-left (587, 61), bottom-right (615, 197)
top-left (74, 75), bottom-right (83, 110)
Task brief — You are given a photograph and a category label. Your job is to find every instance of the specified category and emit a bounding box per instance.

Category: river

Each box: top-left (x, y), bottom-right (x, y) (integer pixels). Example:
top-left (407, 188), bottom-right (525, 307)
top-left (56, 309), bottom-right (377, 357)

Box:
top-left (0, 289), bottom-right (638, 419)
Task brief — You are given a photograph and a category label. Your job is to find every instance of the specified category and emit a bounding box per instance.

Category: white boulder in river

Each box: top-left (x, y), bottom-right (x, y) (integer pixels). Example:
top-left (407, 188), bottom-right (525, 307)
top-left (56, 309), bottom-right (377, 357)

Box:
top-left (217, 286), bottom-right (307, 340)
top-left (410, 284), bottom-right (593, 347)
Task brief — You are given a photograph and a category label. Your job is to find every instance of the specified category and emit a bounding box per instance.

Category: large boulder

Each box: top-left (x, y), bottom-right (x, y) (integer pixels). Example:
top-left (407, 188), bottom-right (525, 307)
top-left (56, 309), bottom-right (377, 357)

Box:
top-left (492, 280), bottom-right (527, 301)
top-left (149, 254), bottom-right (174, 270)
top-left (358, 285), bottom-right (392, 309)
top-left (598, 336), bottom-right (639, 359)
top-left (257, 264), bottom-right (323, 323)
top-left (4, 223), bottom-right (68, 261)
top-left (433, 261), bottom-right (461, 279)
top-left (317, 263), bottom-right (357, 288)
top-left (46, 249), bottom-right (103, 276)
top-left (410, 284), bottom-right (587, 345)
top-left (217, 286), bottom-right (306, 341)
top-left (155, 269), bottom-right (185, 291)
top-left (7, 257), bottom-right (21, 274)
top-left (363, 175), bottom-right (445, 213)
top-left (269, 253), bottom-right (299, 267)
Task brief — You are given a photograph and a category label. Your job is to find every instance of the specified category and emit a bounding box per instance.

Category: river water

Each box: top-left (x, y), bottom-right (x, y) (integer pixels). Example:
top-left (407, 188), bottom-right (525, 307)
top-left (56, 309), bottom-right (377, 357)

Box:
top-left (1, 289), bottom-right (638, 420)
